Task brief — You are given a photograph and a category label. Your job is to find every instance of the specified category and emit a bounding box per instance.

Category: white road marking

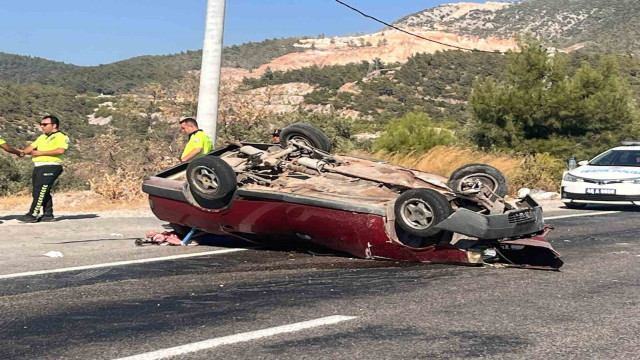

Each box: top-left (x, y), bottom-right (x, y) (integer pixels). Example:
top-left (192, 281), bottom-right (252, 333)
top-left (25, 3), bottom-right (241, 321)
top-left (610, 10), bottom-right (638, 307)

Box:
top-left (545, 211), bottom-right (620, 220)
top-left (113, 315), bottom-right (357, 360)
top-left (0, 248), bottom-right (248, 280)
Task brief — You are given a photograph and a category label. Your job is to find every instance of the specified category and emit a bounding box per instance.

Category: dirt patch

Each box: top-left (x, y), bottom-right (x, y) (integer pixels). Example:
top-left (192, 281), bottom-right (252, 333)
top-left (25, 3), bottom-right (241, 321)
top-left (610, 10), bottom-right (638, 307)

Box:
top-left (0, 190), bottom-right (148, 213)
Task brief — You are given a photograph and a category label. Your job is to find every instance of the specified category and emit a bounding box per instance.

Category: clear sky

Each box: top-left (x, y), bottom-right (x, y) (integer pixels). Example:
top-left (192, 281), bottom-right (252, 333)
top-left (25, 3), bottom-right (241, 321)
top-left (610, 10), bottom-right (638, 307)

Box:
top-left (0, 0), bottom-right (521, 66)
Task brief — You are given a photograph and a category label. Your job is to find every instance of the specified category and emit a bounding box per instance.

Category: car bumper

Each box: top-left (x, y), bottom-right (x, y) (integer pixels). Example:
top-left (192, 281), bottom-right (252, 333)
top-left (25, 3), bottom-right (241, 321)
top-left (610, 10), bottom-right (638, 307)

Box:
top-left (434, 196), bottom-right (545, 240)
top-left (561, 181), bottom-right (640, 205)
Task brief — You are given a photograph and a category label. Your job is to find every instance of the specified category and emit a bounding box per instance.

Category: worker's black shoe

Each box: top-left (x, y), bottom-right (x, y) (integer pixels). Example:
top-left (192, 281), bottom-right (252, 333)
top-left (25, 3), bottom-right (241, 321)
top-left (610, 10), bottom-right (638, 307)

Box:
top-left (17, 214), bottom-right (39, 223)
top-left (40, 215), bottom-right (56, 222)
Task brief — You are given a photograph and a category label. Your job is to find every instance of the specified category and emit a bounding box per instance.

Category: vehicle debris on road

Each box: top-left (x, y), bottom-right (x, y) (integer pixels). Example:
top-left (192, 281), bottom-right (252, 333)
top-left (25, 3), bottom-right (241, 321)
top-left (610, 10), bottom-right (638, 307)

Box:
top-left (136, 231), bottom-right (199, 246)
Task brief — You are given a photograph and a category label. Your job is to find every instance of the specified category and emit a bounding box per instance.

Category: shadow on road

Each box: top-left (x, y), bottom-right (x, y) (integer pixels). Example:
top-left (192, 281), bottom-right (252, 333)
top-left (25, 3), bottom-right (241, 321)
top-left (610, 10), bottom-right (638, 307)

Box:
top-left (149, 225), bottom-right (354, 259)
top-left (0, 215), bottom-right (21, 221)
top-left (0, 214), bottom-right (99, 222)
top-left (563, 204), bottom-right (640, 212)
top-left (48, 237), bottom-right (142, 244)
top-left (52, 214), bottom-right (99, 221)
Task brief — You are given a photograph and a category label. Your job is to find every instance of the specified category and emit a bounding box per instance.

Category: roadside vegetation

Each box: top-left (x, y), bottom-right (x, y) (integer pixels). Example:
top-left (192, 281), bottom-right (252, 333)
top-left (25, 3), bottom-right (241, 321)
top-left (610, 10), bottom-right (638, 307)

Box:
top-left (469, 37), bottom-right (638, 160)
top-left (2, 37), bottom-right (640, 207)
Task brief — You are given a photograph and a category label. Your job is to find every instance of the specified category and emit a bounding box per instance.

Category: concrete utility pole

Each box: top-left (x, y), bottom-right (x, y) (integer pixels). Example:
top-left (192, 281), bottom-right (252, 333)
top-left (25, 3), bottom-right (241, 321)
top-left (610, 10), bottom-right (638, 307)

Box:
top-left (197, 0), bottom-right (226, 147)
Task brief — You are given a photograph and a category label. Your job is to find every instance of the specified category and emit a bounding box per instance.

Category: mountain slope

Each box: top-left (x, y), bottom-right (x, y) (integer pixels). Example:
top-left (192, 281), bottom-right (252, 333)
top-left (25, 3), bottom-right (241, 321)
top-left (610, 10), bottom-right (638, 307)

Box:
top-left (0, 37), bottom-right (304, 94)
top-left (40, 51), bottom-right (203, 94)
top-left (4, 0), bottom-right (640, 96)
top-left (247, 0), bottom-right (640, 75)
top-left (0, 52), bottom-right (78, 83)
top-left (394, 0), bottom-right (640, 53)
top-left (40, 37), bottom-right (305, 94)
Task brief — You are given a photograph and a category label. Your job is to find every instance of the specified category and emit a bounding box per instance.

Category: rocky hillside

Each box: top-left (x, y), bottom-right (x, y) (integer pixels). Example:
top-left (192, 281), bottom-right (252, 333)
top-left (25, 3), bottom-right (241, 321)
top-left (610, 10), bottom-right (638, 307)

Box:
top-left (394, 0), bottom-right (640, 54)
top-left (247, 0), bottom-right (640, 75)
top-left (252, 29), bottom-right (515, 75)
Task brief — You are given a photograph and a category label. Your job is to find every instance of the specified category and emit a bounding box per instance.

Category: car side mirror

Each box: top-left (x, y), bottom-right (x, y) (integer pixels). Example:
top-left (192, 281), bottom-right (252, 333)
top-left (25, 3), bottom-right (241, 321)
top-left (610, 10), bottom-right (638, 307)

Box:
top-left (578, 160), bottom-right (588, 166)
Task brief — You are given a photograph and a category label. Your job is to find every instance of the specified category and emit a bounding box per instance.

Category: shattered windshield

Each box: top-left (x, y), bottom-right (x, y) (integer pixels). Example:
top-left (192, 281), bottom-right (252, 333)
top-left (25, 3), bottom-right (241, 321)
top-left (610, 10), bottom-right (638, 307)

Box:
top-left (589, 150), bottom-right (640, 167)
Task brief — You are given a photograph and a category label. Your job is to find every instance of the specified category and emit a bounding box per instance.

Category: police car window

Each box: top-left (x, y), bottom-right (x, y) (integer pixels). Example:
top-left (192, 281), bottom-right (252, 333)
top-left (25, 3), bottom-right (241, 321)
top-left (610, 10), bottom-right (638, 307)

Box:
top-left (590, 150), bottom-right (640, 167)
top-left (589, 150), bottom-right (615, 166)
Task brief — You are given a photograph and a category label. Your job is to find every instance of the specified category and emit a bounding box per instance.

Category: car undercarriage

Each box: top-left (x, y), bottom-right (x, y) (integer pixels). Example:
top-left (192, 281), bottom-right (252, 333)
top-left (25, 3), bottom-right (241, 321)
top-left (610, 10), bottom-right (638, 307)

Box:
top-left (143, 123), bottom-right (563, 269)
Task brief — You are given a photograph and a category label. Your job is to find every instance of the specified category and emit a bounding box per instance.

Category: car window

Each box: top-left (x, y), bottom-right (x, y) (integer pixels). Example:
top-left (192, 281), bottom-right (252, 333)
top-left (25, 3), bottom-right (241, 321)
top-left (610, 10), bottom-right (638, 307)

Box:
top-left (589, 150), bottom-right (615, 165)
top-left (590, 150), bottom-right (640, 167)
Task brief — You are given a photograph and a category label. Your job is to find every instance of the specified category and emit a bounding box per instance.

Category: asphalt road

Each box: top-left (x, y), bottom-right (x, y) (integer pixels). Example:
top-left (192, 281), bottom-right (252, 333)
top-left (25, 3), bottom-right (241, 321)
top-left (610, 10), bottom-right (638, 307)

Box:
top-left (1, 205), bottom-right (639, 359)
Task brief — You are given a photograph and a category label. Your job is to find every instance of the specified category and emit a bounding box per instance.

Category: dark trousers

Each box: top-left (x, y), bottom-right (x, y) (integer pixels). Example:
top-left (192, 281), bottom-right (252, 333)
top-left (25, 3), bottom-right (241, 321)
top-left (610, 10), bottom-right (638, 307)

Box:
top-left (28, 165), bottom-right (63, 217)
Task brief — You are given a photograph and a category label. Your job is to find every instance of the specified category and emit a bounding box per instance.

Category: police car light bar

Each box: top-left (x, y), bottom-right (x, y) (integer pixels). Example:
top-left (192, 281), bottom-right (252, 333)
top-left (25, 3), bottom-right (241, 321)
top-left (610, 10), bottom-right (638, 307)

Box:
top-left (620, 139), bottom-right (640, 146)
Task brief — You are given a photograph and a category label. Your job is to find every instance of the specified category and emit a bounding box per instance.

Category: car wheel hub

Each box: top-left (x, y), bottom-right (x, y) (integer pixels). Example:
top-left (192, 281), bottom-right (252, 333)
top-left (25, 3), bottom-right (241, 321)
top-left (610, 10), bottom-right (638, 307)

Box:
top-left (193, 166), bottom-right (219, 194)
top-left (460, 174), bottom-right (498, 192)
top-left (400, 199), bottom-right (434, 230)
top-left (290, 135), bottom-right (314, 148)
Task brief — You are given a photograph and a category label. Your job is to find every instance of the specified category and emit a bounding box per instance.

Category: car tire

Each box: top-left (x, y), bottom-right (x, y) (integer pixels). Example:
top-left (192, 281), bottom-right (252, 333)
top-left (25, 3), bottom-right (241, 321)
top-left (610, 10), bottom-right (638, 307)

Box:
top-left (564, 202), bottom-right (587, 209)
top-left (447, 164), bottom-right (508, 197)
top-left (186, 156), bottom-right (237, 209)
top-left (394, 189), bottom-right (453, 238)
top-left (280, 123), bottom-right (332, 152)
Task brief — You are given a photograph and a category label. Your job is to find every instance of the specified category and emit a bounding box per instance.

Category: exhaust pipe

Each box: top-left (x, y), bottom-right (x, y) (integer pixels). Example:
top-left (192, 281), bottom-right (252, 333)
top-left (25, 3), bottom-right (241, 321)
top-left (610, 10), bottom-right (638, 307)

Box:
top-left (297, 157), bottom-right (327, 172)
top-left (239, 146), bottom-right (263, 156)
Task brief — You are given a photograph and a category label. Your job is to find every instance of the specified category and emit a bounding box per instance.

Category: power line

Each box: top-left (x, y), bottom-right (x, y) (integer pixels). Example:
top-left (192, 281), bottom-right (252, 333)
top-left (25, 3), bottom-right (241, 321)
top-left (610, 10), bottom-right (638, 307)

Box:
top-left (334, 0), bottom-right (506, 54)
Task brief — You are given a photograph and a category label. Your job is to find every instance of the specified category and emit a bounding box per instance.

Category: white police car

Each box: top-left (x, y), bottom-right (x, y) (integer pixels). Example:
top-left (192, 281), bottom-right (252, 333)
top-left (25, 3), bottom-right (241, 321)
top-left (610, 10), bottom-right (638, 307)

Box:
top-left (561, 143), bottom-right (640, 208)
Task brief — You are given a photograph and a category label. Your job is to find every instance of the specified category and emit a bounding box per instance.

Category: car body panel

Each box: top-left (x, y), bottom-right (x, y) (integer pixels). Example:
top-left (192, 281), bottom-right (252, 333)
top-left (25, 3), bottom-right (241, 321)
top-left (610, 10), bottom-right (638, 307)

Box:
top-left (144, 166), bottom-right (562, 269)
top-left (149, 193), bottom-right (481, 265)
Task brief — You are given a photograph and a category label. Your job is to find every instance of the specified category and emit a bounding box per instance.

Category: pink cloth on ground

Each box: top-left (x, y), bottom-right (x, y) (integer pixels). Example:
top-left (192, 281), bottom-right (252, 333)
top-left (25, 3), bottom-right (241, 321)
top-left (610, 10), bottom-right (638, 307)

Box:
top-left (144, 231), bottom-right (196, 246)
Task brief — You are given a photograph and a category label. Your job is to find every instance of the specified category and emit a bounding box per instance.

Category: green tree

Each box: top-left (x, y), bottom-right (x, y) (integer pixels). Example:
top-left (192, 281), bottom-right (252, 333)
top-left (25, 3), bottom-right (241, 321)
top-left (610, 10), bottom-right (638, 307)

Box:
top-left (469, 37), bottom-right (639, 158)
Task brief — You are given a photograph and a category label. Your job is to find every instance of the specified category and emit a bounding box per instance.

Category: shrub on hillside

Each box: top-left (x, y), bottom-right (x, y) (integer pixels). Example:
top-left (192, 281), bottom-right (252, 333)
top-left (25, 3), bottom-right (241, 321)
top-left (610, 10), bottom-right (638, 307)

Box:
top-left (94, 105), bottom-right (115, 118)
top-left (76, 125), bottom-right (182, 202)
top-left (510, 153), bottom-right (565, 193)
top-left (373, 112), bottom-right (457, 154)
top-left (0, 156), bottom-right (30, 195)
top-left (89, 169), bottom-right (144, 201)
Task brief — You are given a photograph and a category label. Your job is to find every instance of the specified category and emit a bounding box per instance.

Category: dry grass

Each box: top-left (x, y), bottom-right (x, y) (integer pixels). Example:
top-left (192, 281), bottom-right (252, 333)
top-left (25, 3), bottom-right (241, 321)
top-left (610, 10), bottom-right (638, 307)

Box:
top-left (88, 169), bottom-right (145, 202)
top-left (349, 146), bottom-right (562, 194)
top-left (356, 146), bottom-right (521, 178)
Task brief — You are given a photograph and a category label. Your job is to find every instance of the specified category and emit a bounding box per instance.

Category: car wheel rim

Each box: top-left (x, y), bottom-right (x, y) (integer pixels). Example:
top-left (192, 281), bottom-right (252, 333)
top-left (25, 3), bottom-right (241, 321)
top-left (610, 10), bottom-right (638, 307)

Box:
top-left (400, 199), bottom-right (434, 230)
top-left (460, 174), bottom-right (498, 192)
top-left (193, 166), bottom-right (219, 194)
top-left (290, 135), bottom-right (314, 148)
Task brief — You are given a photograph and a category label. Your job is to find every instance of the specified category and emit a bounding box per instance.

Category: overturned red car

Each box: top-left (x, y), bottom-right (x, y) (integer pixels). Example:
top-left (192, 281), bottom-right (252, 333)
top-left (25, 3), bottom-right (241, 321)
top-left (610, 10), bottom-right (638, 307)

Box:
top-left (143, 123), bottom-right (563, 269)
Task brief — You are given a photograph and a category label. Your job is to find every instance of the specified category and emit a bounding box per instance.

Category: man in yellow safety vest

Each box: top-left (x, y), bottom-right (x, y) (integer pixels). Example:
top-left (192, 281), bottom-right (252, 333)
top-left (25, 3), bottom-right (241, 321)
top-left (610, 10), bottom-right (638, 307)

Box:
top-left (17, 115), bottom-right (70, 223)
top-left (179, 117), bottom-right (213, 162)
